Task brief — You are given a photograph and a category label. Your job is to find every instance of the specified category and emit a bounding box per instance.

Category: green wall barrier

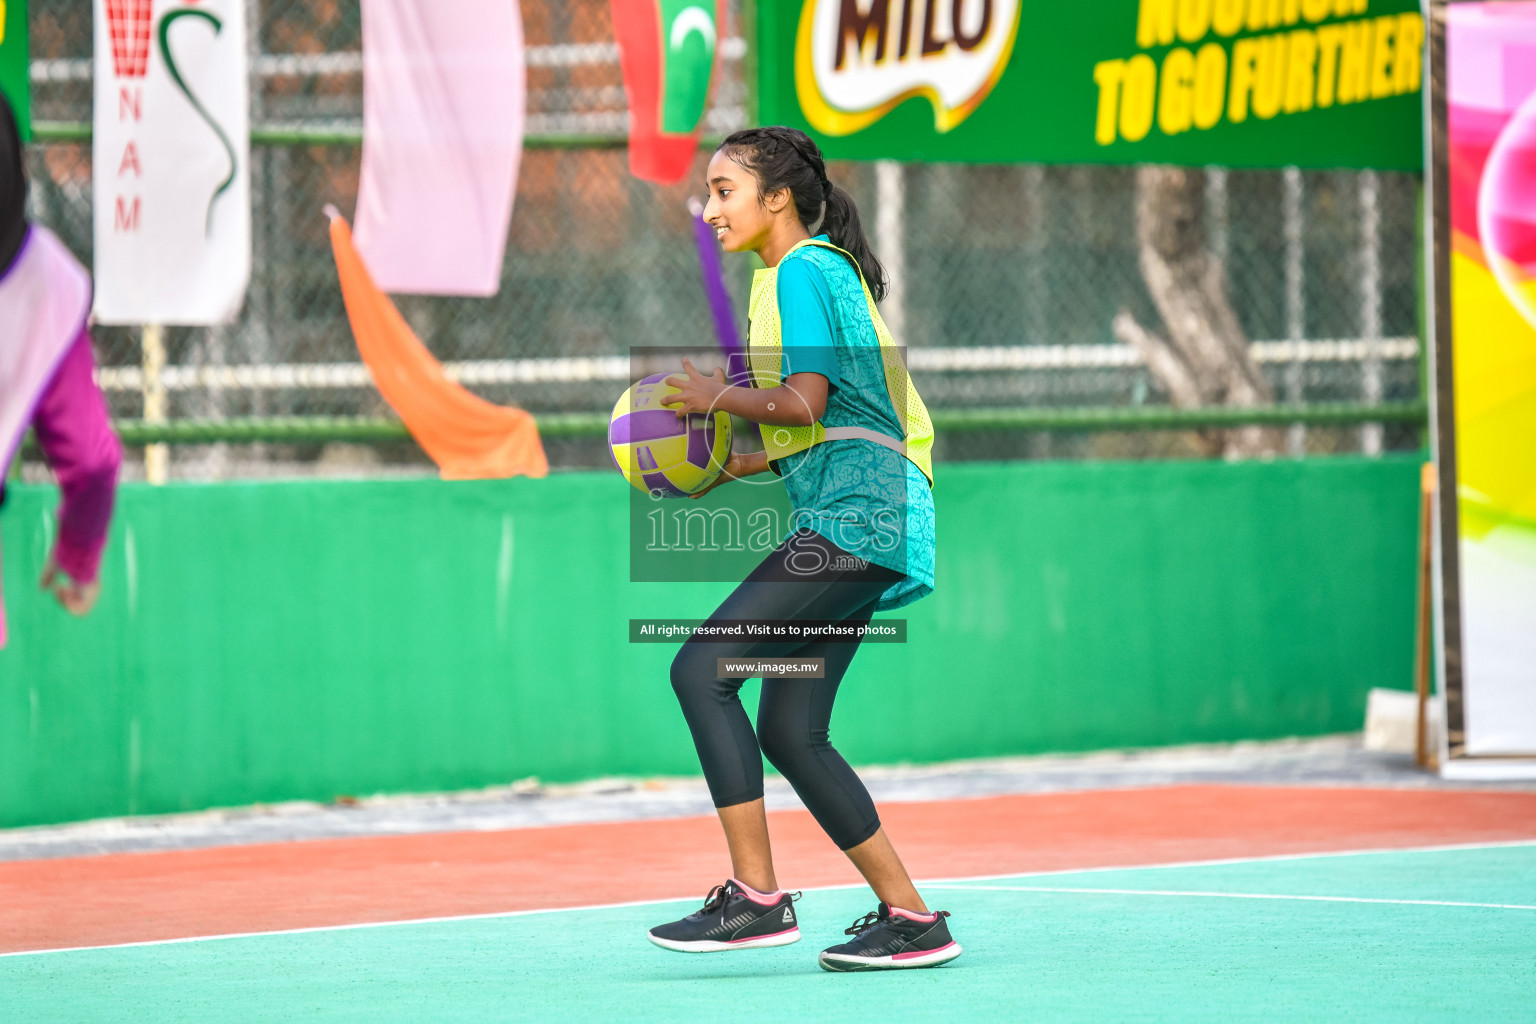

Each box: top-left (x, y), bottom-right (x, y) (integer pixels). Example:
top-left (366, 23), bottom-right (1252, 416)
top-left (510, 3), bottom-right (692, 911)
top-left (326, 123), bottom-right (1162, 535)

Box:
top-left (0, 457), bottom-right (1419, 828)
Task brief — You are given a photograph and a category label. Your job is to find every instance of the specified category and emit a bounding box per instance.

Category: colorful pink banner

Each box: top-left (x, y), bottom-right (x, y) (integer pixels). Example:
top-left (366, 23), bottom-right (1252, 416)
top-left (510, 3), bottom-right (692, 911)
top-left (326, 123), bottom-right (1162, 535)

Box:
top-left (354, 0), bottom-right (525, 297)
top-left (1444, 2), bottom-right (1536, 759)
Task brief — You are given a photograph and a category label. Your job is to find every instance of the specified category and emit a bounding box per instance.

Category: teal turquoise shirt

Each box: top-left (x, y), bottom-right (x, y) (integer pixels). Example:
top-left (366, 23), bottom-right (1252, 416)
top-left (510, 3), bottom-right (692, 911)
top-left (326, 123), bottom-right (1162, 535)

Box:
top-left (759, 237), bottom-right (936, 612)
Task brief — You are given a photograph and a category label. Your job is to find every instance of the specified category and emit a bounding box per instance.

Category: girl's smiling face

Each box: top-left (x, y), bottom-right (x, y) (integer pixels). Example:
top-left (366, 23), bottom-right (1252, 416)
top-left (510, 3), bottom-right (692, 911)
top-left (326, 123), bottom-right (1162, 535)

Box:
top-left (702, 150), bottom-right (788, 255)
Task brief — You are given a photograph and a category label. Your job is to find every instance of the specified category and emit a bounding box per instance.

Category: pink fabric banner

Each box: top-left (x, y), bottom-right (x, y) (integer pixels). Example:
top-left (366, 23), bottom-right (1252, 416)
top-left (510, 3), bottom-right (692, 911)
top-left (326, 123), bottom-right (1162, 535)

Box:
top-left (354, 0), bottom-right (524, 297)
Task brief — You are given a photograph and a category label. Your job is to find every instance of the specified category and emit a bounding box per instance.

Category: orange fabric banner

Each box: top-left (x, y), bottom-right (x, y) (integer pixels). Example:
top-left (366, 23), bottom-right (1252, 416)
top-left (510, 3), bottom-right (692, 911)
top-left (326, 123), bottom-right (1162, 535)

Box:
top-left (329, 213), bottom-right (547, 480)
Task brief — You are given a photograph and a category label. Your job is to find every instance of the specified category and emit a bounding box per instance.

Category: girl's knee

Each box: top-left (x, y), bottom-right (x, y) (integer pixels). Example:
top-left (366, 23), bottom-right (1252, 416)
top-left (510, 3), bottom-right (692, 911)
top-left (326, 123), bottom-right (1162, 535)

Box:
top-left (671, 644), bottom-right (744, 708)
top-left (755, 714), bottom-right (809, 773)
top-left (670, 645), bottom-right (709, 699)
top-left (669, 641), bottom-right (709, 681)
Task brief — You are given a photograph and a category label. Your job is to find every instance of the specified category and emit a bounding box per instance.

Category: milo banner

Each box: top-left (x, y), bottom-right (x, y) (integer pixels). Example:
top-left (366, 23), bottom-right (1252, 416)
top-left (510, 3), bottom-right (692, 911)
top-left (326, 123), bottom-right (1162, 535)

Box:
top-left (1, 0), bottom-right (27, 139)
top-left (93, 0), bottom-right (250, 324)
top-left (611, 0), bottom-right (725, 183)
top-left (758, 0), bottom-right (1424, 169)
top-left (1435, 4), bottom-right (1536, 772)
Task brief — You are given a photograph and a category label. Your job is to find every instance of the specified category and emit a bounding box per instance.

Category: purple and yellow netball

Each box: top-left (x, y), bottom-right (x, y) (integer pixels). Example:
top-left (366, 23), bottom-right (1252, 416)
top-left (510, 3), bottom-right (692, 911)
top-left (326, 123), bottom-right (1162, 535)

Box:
top-left (608, 373), bottom-right (732, 497)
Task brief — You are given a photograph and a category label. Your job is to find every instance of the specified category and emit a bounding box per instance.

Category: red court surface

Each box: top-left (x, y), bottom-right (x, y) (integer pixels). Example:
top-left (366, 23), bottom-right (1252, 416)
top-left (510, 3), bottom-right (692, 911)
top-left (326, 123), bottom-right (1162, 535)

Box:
top-left (5, 785), bottom-right (1535, 955)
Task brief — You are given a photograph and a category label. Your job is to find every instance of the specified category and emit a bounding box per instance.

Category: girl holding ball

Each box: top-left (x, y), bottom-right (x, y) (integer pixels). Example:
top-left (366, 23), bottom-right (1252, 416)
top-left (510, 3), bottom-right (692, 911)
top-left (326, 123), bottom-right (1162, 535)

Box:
top-left (651, 126), bottom-right (953, 973)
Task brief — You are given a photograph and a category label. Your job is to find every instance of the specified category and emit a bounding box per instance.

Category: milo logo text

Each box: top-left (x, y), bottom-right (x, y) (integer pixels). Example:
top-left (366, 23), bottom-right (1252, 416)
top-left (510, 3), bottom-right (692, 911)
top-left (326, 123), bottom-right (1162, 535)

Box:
top-left (795, 0), bottom-right (1022, 135)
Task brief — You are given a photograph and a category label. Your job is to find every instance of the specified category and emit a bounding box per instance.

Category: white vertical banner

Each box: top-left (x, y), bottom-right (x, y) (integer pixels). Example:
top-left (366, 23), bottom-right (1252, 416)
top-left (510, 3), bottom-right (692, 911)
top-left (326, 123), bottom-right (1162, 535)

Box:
top-left (93, 0), bottom-right (250, 324)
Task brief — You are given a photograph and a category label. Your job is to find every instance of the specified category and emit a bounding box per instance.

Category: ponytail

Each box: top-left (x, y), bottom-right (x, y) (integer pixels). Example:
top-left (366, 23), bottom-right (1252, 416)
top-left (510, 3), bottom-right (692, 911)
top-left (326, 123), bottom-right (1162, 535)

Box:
top-left (717, 127), bottom-right (888, 302)
top-left (820, 182), bottom-right (886, 303)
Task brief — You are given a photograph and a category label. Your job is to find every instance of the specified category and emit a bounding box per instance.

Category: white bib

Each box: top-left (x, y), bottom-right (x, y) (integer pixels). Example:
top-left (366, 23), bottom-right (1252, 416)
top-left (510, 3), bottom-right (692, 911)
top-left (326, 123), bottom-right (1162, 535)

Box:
top-left (0, 226), bottom-right (93, 467)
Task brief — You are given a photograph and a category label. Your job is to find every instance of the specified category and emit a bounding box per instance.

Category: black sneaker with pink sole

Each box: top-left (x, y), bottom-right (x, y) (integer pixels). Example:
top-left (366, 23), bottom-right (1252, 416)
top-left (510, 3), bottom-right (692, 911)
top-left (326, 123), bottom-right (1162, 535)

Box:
top-left (647, 880), bottom-right (802, 953)
top-left (818, 903), bottom-right (962, 972)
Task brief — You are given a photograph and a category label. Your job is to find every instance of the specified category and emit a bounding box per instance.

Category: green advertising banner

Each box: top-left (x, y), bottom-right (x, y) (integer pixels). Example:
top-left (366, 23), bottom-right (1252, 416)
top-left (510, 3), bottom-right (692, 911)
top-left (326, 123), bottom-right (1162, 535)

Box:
top-left (757, 0), bottom-right (1424, 170)
top-left (0, 0), bottom-right (26, 139)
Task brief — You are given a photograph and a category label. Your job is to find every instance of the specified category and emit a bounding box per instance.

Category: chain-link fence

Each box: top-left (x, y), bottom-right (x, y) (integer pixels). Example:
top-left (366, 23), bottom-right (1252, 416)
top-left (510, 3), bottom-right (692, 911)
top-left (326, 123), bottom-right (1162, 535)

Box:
top-left (18, 0), bottom-right (1425, 480)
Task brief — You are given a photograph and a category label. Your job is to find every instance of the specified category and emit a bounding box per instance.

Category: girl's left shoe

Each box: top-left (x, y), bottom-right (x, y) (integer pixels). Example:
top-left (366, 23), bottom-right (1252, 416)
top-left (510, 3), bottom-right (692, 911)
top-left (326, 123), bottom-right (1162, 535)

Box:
top-left (818, 904), bottom-right (962, 972)
top-left (647, 880), bottom-right (802, 952)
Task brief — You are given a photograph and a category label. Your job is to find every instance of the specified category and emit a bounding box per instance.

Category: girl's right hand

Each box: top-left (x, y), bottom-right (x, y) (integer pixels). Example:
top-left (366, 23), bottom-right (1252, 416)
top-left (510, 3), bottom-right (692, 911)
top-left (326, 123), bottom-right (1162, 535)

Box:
top-left (691, 452), bottom-right (759, 500)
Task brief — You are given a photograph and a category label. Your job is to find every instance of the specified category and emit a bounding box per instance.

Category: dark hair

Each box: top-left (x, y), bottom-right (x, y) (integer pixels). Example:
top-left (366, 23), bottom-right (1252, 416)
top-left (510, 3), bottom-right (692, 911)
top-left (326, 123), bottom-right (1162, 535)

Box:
top-left (717, 126), bottom-right (887, 302)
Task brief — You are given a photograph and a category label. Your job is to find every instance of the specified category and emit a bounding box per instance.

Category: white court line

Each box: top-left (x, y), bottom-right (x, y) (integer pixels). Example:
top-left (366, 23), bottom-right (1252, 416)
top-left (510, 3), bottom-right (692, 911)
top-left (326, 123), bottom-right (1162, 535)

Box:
top-left (0, 894), bottom-right (708, 961)
top-left (912, 837), bottom-right (1536, 886)
top-left (923, 885), bottom-right (1536, 912)
top-left (2, 839), bottom-right (1532, 960)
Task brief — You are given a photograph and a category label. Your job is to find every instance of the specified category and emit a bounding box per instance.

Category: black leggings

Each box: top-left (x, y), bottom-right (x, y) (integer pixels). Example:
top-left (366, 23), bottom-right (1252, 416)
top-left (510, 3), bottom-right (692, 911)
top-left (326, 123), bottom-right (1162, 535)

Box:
top-left (669, 531), bottom-right (903, 851)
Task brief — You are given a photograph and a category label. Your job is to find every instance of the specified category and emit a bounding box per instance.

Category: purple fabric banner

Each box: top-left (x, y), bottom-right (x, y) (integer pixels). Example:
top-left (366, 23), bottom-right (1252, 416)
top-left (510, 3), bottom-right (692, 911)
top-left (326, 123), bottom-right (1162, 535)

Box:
top-left (688, 196), bottom-right (743, 370)
top-left (354, 0), bottom-right (524, 297)
top-left (687, 196), bottom-right (757, 445)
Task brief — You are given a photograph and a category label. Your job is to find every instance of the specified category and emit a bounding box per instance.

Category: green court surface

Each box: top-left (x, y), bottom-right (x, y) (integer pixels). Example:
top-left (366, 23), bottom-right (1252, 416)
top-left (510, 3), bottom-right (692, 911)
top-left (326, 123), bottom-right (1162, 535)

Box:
top-left (3, 845), bottom-right (1532, 1023)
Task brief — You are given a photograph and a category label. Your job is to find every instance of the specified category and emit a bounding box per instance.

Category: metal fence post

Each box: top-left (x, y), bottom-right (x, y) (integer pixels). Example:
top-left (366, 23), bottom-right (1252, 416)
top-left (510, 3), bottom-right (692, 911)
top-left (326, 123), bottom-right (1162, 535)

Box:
top-left (1206, 166), bottom-right (1229, 268)
top-left (142, 323), bottom-right (168, 484)
top-left (875, 160), bottom-right (905, 344)
top-left (1361, 169), bottom-right (1384, 456)
top-left (1283, 166), bottom-right (1306, 456)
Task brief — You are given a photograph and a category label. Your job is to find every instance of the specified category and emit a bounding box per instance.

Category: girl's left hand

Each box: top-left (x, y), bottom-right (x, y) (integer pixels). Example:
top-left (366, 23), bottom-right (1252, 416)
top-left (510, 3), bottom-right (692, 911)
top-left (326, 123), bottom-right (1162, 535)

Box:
top-left (661, 358), bottom-right (728, 418)
top-left (40, 552), bottom-right (101, 616)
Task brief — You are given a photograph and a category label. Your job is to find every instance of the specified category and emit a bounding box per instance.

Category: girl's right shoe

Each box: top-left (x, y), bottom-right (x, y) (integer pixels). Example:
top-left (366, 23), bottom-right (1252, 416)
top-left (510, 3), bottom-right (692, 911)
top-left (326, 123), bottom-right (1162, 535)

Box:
top-left (818, 903), bottom-right (962, 972)
top-left (647, 880), bottom-right (802, 952)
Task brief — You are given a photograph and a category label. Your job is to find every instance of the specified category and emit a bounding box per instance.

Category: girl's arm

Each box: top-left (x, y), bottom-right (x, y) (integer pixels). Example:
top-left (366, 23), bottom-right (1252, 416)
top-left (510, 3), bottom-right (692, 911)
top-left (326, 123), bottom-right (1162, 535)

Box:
top-left (663, 358), bottom-right (828, 426)
top-left (32, 329), bottom-right (123, 614)
top-left (689, 448), bottom-right (770, 500)
top-left (665, 257), bottom-right (837, 427)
